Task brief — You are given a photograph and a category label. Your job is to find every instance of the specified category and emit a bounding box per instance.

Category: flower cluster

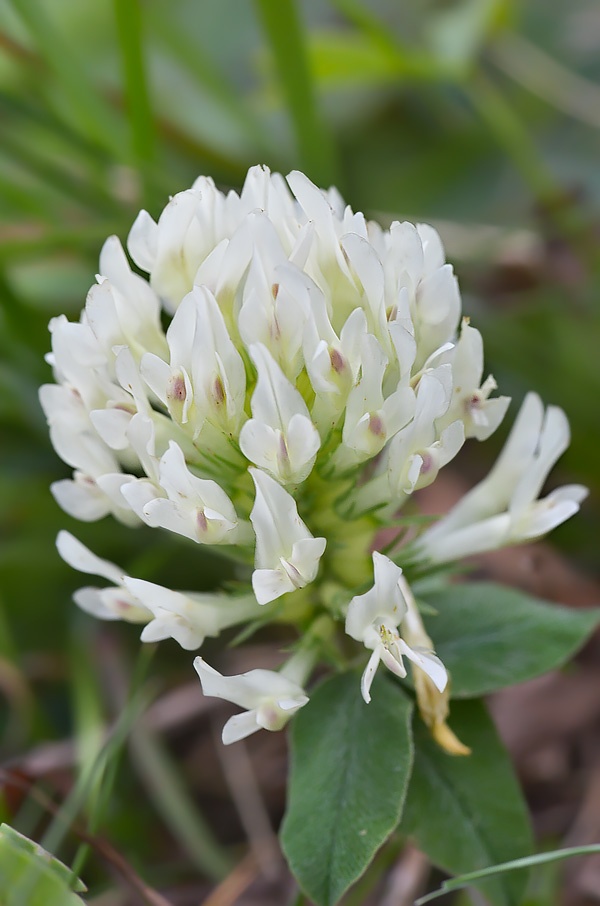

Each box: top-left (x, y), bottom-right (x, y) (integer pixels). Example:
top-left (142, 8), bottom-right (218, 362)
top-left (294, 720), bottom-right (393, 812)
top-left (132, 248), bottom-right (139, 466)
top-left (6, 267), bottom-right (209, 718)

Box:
top-left (42, 166), bottom-right (586, 748)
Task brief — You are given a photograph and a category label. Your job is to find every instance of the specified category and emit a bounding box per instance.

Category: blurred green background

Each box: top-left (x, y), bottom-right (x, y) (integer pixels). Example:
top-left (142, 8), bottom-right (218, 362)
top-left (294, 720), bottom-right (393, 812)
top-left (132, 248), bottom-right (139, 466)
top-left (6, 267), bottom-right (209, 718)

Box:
top-left (0, 0), bottom-right (598, 900)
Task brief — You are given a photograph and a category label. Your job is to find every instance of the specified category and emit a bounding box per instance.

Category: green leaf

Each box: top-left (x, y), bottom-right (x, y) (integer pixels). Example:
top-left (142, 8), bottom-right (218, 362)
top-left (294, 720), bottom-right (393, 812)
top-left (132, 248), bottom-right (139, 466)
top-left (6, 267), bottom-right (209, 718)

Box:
top-left (0, 824), bottom-right (86, 905)
top-left (281, 671), bottom-right (413, 906)
top-left (416, 844), bottom-right (600, 904)
top-left (402, 699), bottom-right (534, 906)
top-left (422, 582), bottom-right (600, 697)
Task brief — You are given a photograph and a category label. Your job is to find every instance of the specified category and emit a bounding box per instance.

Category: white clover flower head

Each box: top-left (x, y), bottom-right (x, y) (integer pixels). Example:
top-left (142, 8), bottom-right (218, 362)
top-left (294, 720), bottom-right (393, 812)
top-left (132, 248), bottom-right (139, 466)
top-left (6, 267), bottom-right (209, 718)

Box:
top-left (194, 657), bottom-right (309, 744)
top-left (43, 164), bottom-right (585, 748)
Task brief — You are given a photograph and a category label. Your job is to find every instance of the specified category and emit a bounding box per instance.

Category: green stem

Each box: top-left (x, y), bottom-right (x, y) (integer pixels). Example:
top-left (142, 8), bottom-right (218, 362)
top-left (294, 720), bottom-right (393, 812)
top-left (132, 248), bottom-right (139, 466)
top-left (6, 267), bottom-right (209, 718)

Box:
top-left (129, 723), bottom-right (232, 881)
top-left (465, 71), bottom-right (558, 204)
top-left (253, 0), bottom-right (338, 184)
top-left (113, 0), bottom-right (157, 186)
top-left (146, 5), bottom-right (271, 161)
top-left (466, 70), bottom-right (597, 272)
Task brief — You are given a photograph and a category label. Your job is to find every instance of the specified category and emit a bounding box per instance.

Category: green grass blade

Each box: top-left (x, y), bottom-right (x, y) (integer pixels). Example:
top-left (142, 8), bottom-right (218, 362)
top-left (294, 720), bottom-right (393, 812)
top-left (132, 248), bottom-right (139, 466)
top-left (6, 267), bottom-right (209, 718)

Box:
top-left (327, 0), bottom-right (453, 80)
top-left (40, 684), bottom-right (152, 860)
top-left (254, 0), bottom-right (338, 184)
top-left (0, 128), bottom-right (122, 216)
top-left (129, 723), bottom-right (232, 881)
top-left (464, 72), bottom-right (559, 204)
top-left (415, 845), bottom-right (600, 904)
top-left (7, 0), bottom-right (125, 157)
top-left (0, 223), bottom-right (129, 263)
top-left (146, 5), bottom-right (270, 160)
top-left (113, 0), bottom-right (157, 173)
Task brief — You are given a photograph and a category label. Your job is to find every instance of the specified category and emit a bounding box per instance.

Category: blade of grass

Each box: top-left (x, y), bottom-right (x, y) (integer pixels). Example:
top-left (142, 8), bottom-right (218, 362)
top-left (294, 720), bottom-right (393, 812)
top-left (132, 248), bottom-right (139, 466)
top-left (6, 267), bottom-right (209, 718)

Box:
top-left (328, 0), bottom-right (449, 80)
top-left (464, 71), bottom-right (596, 258)
top-left (0, 223), bottom-right (129, 262)
top-left (68, 644), bottom-right (157, 882)
top-left (7, 0), bottom-right (126, 158)
top-left (6, 684), bottom-right (150, 906)
top-left (146, 5), bottom-right (271, 161)
top-left (0, 87), bottom-right (111, 164)
top-left (464, 71), bottom-right (559, 205)
top-left (254, 0), bottom-right (338, 184)
top-left (0, 263), bottom-right (50, 365)
top-left (0, 170), bottom-right (53, 219)
top-left (0, 91), bottom-right (130, 214)
top-left (129, 722), bottom-right (232, 881)
top-left (0, 129), bottom-right (123, 216)
top-left (415, 845), bottom-right (600, 904)
top-left (39, 648), bottom-right (156, 861)
top-left (491, 32), bottom-right (600, 132)
top-left (113, 0), bottom-right (157, 182)
top-left (68, 633), bottom-right (107, 880)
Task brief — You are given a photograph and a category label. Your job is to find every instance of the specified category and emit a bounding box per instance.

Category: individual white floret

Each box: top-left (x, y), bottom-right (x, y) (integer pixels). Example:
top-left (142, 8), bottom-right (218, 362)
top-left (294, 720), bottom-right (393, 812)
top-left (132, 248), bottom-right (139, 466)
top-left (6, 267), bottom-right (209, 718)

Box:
top-left (340, 231), bottom-right (389, 338)
top-left (345, 552), bottom-right (447, 703)
top-left (128, 189), bottom-right (208, 312)
top-left (140, 441), bottom-right (241, 544)
top-left (436, 319), bottom-right (510, 440)
top-left (386, 368), bottom-right (465, 497)
top-left (141, 286), bottom-right (246, 438)
top-left (349, 368), bottom-right (464, 514)
top-left (45, 315), bottom-right (119, 412)
top-left (39, 379), bottom-right (140, 526)
top-left (122, 579), bottom-right (260, 650)
top-left (84, 236), bottom-right (167, 364)
top-left (56, 531), bottom-right (150, 623)
top-left (249, 468), bottom-right (326, 605)
top-left (98, 413), bottom-right (165, 522)
top-left (239, 165), bottom-right (305, 251)
top-left (194, 656), bottom-right (309, 744)
top-left (287, 170), bottom-right (356, 286)
top-left (239, 344), bottom-right (321, 485)
top-left (50, 471), bottom-right (135, 526)
top-left (40, 383), bottom-right (120, 478)
top-left (303, 293), bottom-right (366, 401)
top-left (368, 219), bottom-right (460, 370)
top-left (237, 213), bottom-right (311, 377)
top-left (415, 392), bottom-right (588, 562)
top-left (89, 346), bottom-right (153, 452)
top-left (333, 334), bottom-right (415, 470)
